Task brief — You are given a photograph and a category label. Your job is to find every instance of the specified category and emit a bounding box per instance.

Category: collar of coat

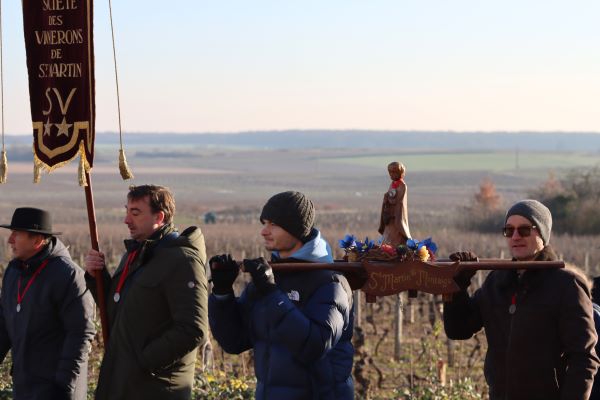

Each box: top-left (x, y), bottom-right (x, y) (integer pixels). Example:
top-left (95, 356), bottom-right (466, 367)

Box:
top-left (122, 223), bottom-right (178, 266)
top-left (17, 237), bottom-right (57, 274)
top-left (123, 223), bottom-right (175, 251)
top-left (497, 245), bottom-right (558, 291)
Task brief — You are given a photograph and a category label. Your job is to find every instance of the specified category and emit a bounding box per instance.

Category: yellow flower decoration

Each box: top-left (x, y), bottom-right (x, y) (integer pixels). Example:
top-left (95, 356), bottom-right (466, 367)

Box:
top-left (417, 246), bottom-right (430, 262)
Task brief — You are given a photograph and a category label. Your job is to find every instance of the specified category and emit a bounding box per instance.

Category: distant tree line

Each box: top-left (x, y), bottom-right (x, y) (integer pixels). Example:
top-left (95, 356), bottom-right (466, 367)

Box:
top-left (462, 166), bottom-right (600, 235)
top-left (530, 166), bottom-right (600, 235)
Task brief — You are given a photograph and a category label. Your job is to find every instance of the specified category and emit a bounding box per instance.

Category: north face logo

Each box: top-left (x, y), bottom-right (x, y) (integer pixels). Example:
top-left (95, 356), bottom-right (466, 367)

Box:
top-left (287, 290), bottom-right (300, 302)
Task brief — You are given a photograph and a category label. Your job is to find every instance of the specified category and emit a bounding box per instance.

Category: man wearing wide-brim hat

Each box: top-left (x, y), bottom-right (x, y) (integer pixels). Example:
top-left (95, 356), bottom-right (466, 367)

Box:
top-left (0, 207), bottom-right (95, 400)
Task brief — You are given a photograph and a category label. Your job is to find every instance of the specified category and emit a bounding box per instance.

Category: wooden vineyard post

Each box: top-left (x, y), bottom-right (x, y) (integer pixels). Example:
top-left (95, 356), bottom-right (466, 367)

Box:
top-left (394, 292), bottom-right (403, 361)
top-left (353, 291), bottom-right (362, 328)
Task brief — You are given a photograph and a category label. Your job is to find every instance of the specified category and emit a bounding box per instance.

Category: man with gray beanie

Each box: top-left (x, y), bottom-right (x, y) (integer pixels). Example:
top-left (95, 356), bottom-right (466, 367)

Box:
top-left (443, 199), bottom-right (599, 400)
top-left (208, 191), bottom-right (354, 399)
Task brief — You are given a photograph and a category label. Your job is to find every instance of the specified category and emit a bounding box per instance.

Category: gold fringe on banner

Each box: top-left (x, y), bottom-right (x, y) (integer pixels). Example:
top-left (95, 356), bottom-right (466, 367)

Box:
top-left (33, 142), bottom-right (91, 185)
top-left (118, 148), bottom-right (133, 180)
top-left (78, 154), bottom-right (88, 186)
top-left (0, 150), bottom-right (7, 184)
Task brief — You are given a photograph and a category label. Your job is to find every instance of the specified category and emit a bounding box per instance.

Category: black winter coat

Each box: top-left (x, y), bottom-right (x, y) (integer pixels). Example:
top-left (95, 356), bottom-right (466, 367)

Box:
top-left (86, 224), bottom-right (208, 400)
top-left (0, 238), bottom-right (96, 400)
top-left (444, 246), bottom-right (599, 400)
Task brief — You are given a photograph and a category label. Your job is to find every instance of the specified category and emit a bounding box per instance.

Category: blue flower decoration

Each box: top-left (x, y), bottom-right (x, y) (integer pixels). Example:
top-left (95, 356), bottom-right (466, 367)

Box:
top-left (406, 238), bottom-right (419, 250)
top-left (355, 237), bottom-right (375, 254)
top-left (339, 234), bottom-right (356, 249)
top-left (407, 237), bottom-right (438, 254)
top-left (422, 237), bottom-right (438, 254)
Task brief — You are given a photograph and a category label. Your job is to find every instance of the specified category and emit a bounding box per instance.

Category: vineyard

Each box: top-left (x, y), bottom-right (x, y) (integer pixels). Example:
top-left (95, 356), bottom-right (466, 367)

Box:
top-left (1, 207), bottom-right (599, 399)
top-left (0, 148), bottom-right (599, 399)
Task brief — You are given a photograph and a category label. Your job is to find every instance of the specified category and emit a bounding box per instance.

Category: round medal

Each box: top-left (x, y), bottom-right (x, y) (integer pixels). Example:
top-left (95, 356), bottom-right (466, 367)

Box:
top-left (388, 188), bottom-right (397, 198)
top-left (16, 304), bottom-right (21, 313)
top-left (113, 293), bottom-right (121, 303)
top-left (508, 304), bottom-right (516, 314)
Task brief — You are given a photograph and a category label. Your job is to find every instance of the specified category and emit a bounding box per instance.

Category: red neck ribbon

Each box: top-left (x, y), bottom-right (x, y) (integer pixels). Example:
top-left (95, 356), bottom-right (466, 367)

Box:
top-left (115, 250), bottom-right (139, 298)
top-left (17, 260), bottom-right (50, 306)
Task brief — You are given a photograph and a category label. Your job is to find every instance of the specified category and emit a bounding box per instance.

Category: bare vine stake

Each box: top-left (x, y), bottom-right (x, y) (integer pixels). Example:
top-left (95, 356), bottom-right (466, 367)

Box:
top-left (394, 293), bottom-right (403, 361)
top-left (353, 291), bottom-right (362, 328)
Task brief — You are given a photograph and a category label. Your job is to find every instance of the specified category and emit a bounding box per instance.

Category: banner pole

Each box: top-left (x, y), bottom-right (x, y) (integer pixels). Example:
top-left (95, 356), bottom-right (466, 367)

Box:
top-left (84, 171), bottom-right (109, 346)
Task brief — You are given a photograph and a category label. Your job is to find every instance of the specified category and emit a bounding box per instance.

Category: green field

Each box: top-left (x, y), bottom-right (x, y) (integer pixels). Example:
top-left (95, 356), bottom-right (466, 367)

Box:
top-left (322, 151), bottom-right (600, 172)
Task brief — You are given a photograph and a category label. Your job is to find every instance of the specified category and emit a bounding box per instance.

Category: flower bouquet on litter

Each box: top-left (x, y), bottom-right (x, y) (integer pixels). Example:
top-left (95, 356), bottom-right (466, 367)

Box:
top-left (339, 234), bottom-right (437, 262)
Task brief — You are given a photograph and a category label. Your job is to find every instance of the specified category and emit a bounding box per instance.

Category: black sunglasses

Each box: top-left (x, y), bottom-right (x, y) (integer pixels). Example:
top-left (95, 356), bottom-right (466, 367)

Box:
top-left (502, 225), bottom-right (537, 238)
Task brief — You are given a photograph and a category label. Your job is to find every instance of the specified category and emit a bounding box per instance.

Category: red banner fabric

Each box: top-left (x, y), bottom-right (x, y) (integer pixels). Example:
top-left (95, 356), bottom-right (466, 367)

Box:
top-left (22, 0), bottom-right (95, 179)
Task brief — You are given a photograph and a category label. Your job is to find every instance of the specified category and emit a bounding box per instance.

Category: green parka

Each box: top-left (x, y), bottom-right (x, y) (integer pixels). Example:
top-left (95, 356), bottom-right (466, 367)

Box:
top-left (86, 224), bottom-right (208, 400)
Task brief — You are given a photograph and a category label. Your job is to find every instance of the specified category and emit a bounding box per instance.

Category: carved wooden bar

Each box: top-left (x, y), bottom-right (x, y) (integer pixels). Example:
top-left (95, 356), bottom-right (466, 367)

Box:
top-left (265, 259), bottom-right (565, 302)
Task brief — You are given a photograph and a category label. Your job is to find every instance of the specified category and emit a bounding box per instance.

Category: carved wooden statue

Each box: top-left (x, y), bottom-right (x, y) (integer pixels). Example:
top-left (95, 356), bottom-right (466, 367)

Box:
top-left (378, 162), bottom-right (411, 247)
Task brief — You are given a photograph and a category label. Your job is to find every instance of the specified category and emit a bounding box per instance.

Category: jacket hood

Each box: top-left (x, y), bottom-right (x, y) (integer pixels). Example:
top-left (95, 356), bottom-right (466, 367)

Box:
top-left (169, 226), bottom-right (205, 252)
top-left (22, 236), bottom-right (72, 268)
top-left (48, 237), bottom-right (71, 259)
top-left (273, 228), bottom-right (333, 263)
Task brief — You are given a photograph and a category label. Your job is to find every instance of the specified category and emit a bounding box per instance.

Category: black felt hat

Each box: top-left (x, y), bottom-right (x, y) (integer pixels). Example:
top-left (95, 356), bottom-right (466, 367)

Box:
top-left (260, 191), bottom-right (315, 242)
top-left (0, 207), bottom-right (61, 235)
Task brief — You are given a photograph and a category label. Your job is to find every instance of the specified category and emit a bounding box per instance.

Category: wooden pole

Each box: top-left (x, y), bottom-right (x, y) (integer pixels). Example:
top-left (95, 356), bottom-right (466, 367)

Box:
top-left (84, 171), bottom-right (109, 346)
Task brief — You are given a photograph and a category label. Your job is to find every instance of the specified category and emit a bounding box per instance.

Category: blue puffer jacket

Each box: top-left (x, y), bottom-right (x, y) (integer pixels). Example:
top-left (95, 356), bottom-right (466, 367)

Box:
top-left (209, 229), bottom-right (354, 399)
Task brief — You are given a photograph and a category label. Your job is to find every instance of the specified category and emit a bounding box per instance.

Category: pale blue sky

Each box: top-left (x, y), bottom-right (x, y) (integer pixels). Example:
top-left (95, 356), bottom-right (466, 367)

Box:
top-left (2, 0), bottom-right (599, 134)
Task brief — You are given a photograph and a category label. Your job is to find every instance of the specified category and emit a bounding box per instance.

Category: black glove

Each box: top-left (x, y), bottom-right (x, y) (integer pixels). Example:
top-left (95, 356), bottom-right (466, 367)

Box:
top-left (243, 257), bottom-right (277, 296)
top-left (51, 383), bottom-right (71, 400)
top-left (449, 251), bottom-right (478, 290)
top-left (209, 254), bottom-right (240, 295)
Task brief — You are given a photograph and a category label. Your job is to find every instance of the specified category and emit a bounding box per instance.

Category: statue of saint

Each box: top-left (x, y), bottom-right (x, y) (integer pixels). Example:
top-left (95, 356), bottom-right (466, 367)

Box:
top-left (378, 162), bottom-right (411, 247)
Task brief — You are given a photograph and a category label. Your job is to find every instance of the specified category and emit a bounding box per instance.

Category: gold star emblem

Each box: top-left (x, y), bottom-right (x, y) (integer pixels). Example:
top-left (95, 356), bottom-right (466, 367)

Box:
top-left (43, 118), bottom-right (52, 136)
top-left (55, 117), bottom-right (73, 137)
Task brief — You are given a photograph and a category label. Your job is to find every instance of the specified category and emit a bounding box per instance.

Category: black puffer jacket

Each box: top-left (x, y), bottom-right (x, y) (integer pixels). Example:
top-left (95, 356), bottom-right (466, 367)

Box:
top-left (444, 246), bottom-right (599, 400)
top-left (0, 238), bottom-right (96, 400)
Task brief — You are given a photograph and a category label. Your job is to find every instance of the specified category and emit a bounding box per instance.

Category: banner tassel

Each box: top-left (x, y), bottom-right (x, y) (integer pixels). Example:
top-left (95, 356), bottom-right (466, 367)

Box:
top-left (78, 154), bottom-right (88, 186)
top-left (118, 148), bottom-right (133, 180)
top-left (0, 150), bottom-right (6, 184)
top-left (109, 0), bottom-right (133, 180)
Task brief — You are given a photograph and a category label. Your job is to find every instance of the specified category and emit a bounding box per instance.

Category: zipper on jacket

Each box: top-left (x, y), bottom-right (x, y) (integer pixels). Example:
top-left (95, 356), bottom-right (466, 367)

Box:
top-left (505, 291), bottom-right (517, 400)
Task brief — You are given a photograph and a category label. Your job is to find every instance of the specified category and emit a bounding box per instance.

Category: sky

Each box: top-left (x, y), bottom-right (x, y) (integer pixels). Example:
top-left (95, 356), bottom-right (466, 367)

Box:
top-left (1, 0), bottom-right (599, 135)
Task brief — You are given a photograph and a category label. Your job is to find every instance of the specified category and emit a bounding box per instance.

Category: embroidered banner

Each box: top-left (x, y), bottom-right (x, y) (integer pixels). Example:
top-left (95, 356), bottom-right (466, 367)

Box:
top-left (22, 0), bottom-right (95, 181)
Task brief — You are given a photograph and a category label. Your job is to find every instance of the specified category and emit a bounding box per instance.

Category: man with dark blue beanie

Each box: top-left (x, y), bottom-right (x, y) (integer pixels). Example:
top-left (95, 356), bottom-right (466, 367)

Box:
top-left (208, 191), bottom-right (354, 400)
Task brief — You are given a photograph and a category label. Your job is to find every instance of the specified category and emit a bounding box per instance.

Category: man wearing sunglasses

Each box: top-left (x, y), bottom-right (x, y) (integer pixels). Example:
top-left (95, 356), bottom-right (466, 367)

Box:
top-left (443, 199), bottom-right (599, 400)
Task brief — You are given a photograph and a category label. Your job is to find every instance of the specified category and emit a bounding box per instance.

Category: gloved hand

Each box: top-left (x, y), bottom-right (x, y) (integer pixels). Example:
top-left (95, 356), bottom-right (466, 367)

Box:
top-left (209, 254), bottom-right (240, 295)
top-left (449, 251), bottom-right (478, 290)
top-left (243, 257), bottom-right (277, 296)
top-left (51, 382), bottom-right (71, 400)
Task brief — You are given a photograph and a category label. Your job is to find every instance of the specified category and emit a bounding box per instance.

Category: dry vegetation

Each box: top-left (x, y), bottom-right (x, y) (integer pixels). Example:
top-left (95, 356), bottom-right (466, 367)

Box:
top-left (0, 148), bottom-right (599, 399)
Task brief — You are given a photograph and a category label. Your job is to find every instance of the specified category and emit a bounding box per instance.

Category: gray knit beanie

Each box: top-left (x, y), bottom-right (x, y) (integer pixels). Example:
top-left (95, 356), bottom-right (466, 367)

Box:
top-left (505, 199), bottom-right (552, 245)
top-left (260, 191), bottom-right (315, 242)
